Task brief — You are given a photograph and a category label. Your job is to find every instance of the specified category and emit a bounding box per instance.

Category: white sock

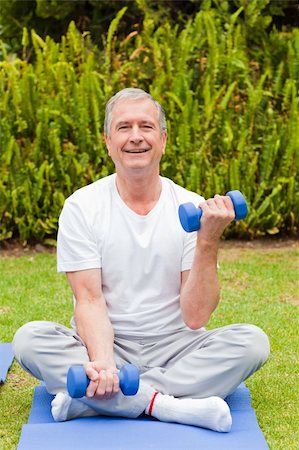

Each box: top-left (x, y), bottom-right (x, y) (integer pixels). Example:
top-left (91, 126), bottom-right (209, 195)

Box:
top-left (51, 392), bottom-right (99, 422)
top-left (145, 392), bottom-right (232, 433)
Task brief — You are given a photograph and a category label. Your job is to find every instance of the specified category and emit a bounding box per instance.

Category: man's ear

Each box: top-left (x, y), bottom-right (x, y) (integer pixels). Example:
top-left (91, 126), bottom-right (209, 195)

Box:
top-left (104, 134), bottom-right (111, 155)
top-left (162, 131), bottom-right (167, 154)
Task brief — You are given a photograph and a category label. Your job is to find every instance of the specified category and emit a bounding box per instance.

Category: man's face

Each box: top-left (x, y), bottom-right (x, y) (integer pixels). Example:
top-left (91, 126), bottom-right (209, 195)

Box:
top-left (104, 98), bottom-right (167, 175)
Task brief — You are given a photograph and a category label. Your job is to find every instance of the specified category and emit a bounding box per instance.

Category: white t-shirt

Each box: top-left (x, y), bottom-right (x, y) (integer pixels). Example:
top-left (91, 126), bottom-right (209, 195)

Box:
top-left (57, 174), bottom-right (204, 337)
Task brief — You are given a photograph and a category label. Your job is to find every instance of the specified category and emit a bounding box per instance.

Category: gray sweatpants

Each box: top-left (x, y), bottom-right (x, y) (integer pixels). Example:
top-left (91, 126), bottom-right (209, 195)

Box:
top-left (12, 321), bottom-right (270, 418)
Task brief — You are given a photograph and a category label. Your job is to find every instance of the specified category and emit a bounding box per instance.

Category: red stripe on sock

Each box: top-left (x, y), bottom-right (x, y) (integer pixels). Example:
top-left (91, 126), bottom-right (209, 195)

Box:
top-left (148, 392), bottom-right (159, 416)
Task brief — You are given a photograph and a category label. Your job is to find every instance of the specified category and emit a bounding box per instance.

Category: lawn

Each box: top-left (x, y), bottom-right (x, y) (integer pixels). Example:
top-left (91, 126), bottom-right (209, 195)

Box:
top-left (0, 241), bottom-right (298, 450)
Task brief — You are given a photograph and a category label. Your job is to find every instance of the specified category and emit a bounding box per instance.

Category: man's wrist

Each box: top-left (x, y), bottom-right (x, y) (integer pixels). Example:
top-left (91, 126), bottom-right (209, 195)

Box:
top-left (196, 237), bottom-right (219, 254)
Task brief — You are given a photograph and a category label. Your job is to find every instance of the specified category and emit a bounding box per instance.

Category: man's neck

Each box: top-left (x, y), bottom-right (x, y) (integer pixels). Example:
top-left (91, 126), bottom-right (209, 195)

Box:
top-left (115, 172), bottom-right (162, 216)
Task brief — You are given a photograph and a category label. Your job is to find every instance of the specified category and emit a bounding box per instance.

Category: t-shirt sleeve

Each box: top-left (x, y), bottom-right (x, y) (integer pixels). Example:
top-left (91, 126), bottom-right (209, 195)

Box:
top-left (57, 197), bottom-right (101, 273)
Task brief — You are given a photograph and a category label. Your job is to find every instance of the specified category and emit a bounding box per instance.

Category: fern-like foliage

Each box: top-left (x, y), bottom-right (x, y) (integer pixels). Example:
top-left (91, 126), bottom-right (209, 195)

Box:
top-left (0, 5), bottom-right (298, 241)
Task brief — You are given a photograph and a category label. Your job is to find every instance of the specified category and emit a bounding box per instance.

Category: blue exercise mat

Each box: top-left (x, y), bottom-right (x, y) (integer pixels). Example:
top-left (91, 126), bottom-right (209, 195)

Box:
top-left (17, 383), bottom-right (269, 449)
top-left (0, 343), bottom-right (14, 383)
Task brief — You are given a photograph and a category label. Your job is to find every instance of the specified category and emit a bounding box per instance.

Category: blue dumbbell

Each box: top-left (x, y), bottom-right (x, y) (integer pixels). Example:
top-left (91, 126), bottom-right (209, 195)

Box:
top-left (179, 190), bottom-right (248, 232)
top-left (67, 363), bottom-right (140, 398)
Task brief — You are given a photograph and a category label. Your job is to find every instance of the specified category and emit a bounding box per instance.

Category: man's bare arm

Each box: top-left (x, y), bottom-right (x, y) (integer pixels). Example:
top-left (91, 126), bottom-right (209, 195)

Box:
top-left (180, 195), bottom-right (235, 329)
top-left (66, 268), bottom-right (119, 399)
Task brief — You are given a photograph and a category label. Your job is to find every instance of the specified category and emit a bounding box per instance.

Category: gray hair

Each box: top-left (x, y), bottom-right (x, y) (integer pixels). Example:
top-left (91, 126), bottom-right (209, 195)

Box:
top-left (104, 88), bottom-right (167, 136)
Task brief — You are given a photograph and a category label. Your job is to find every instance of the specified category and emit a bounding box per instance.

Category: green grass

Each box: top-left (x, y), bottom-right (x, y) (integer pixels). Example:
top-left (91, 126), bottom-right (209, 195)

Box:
top-left (0, 244), bottom-right (298, 449)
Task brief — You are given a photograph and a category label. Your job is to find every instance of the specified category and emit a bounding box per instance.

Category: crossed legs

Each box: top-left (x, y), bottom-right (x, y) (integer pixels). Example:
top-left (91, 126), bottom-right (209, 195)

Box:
top-left (13, 321), bottom-right (269, 431)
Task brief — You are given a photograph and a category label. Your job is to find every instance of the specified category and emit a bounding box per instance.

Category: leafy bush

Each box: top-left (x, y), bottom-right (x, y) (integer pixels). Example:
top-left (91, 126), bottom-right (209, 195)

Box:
top-left (1, 0), bottom-right (298, 56)
top-left (0, 4), bottom-right (298, 242)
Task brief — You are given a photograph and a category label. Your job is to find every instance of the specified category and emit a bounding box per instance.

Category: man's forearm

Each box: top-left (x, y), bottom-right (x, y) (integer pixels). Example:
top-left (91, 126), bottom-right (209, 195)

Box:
top-left (75, 301), bottom-right (115, 364)
top-left (180, 239), bottom-right (220, 330)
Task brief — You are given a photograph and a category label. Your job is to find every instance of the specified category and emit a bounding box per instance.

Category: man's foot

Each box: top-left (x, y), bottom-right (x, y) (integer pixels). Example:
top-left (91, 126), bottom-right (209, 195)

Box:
top-left (51, 392), bottom-right (98, 422)
top-left (145, 393), bottom-right (232, 432)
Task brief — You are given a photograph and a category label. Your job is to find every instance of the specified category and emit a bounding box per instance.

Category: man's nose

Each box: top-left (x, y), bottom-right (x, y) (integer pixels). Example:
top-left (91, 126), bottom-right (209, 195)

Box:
top-left (130, 126), bottom-right (144, 143)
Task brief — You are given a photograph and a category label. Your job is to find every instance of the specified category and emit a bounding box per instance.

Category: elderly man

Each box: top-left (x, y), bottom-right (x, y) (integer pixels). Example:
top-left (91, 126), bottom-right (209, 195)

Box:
top-left (13, 88), bottom-right (269, 432)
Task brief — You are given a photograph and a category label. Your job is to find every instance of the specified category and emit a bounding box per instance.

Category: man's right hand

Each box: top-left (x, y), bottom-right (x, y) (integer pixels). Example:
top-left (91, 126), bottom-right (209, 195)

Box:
top-left (84, 360), bottom-right (120, 400)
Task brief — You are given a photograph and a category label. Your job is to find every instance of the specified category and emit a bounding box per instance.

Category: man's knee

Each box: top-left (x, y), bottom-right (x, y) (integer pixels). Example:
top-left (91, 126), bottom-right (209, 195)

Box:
top-left (12, 321), bottom-right (50, 363)
top-left (240, 324), bottom-right (270, 368)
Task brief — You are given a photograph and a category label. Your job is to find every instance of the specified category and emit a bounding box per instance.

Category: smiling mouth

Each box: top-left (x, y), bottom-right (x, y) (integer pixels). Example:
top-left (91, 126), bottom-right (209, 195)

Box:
top-left (123, 149), bottom-right (150, 153)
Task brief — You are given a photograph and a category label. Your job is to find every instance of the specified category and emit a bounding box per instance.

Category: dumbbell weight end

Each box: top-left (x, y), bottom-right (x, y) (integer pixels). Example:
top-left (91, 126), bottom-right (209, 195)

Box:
top-left (178, 203), bottom-right (202, 233)
top-left (226, 190), bottom-right (248, 221)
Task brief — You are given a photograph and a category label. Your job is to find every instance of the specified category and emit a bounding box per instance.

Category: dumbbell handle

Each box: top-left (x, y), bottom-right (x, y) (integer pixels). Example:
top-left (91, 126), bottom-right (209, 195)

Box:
top-left (179, 190), bottom-right (248, 233)
top-left (67, 363), bottom-right (140, 398)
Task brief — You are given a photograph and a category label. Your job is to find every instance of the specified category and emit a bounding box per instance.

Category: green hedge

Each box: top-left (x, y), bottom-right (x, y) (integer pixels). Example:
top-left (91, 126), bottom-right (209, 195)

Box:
top-left (0, 5), bottom-right (298, 242)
